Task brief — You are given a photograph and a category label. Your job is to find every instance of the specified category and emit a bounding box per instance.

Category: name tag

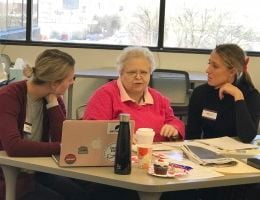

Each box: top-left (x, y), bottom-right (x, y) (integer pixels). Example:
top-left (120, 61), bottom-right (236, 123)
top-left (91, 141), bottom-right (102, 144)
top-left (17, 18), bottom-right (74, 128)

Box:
top-left (23, 122), bottom-right (32, 134)
top-left (202, 109), bottom-right (217, 120)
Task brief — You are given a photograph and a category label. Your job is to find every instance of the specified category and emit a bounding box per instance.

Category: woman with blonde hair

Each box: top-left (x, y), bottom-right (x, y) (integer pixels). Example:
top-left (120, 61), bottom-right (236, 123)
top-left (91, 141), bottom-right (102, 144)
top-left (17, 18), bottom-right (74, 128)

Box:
top-left (0, 49), bottom-right (88, 200)
top-left (186, 43), bottom-right (260, 200)
top-left (187, 43), bottom-right (260, 142)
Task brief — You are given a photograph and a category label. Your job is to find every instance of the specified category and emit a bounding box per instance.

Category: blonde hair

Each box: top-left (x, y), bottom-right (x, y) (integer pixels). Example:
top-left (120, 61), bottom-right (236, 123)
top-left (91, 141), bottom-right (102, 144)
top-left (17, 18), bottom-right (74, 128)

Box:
top-left (23, 49), bottom-right (75, 84)
top-left (116, 46), bottom-right (156, 74)
top-left (214, 44), bottom-right (255, 89)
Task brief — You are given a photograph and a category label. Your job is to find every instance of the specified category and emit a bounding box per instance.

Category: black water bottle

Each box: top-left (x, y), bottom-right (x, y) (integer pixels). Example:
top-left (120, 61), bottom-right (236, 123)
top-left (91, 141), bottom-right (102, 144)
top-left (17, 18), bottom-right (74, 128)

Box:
top-left (114, 113), bottom-right (131, 175)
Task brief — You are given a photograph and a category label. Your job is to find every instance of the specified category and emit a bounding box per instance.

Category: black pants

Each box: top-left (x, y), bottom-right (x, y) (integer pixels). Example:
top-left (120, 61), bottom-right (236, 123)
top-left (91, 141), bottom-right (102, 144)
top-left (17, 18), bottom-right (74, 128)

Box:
top-left (161, 189), bottom-right (198, 200)
top-left (20, 172), bottom-right (90, 200)
top-left (197, 184), bottom-right (260, 200)
top-left (244, 183), bottom-right (260, 200)
top-left (20, 172), bottom-right (139, 200)
top-left (161, 184), bottom-right (259, 200)
top-left (80, 182), bottom-right (139, 200)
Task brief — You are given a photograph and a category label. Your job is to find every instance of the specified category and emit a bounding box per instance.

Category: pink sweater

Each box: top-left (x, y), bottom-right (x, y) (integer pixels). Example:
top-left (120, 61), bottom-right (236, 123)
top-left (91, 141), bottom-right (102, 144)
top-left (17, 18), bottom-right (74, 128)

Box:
top-left (83, 80), bottom-right (185, 142)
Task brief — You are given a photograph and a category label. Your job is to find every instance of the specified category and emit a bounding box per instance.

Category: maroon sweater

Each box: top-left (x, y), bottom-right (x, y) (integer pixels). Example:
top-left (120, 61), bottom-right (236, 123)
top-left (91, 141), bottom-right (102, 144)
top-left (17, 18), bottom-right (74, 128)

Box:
top-left (0, 80), bottom-right (66, 198)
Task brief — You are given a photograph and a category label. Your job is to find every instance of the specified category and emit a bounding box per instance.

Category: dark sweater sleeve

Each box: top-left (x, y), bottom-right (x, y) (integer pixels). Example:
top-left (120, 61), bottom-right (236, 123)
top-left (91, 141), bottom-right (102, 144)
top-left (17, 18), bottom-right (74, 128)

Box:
top-left (186, 87), bottom-right (204, 139)
top-left (0, 91), bottom-right (60, 157)
top-left (235, 91), bottom-right (260, 143)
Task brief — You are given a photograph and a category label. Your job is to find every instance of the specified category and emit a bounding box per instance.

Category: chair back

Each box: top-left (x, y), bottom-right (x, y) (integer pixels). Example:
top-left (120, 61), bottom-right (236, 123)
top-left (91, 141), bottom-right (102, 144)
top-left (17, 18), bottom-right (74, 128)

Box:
top-left (150, 69), bottom-right (191, 119)
top-left (75, 104), bottom-right (87, 120)
top-left (0, 54), bottom-right (12, 75)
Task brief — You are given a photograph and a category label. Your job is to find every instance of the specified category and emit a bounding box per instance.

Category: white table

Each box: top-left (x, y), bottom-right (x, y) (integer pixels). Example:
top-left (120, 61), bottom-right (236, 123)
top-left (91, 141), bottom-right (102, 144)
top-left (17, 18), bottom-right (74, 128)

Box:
top-left (1, 151), bottom-right (260, 200)
top-left (67, 67), bottom-right (207, 118)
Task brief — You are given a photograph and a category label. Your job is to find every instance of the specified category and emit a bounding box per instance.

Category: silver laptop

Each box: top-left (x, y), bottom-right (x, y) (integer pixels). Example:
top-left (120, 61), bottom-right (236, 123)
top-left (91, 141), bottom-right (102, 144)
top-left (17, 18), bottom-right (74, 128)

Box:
top-left (53, 120), bottom-right (134, 167)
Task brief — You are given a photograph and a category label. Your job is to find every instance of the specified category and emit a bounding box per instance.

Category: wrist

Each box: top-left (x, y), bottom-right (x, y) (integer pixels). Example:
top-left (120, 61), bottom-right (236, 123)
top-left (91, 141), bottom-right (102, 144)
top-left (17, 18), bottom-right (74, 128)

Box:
top-left (46, 99), bottom-right (59, 109)
top-left (234, 91), bottom-right (244, 101)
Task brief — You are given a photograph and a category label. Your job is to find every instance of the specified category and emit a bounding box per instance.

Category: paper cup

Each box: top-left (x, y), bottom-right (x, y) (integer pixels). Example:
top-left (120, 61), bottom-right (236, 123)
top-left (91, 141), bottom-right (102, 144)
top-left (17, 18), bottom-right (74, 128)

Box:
top-left (135, 128), bottom-right (155, 145)
top-left (137, 144), bottom-right (152, 169)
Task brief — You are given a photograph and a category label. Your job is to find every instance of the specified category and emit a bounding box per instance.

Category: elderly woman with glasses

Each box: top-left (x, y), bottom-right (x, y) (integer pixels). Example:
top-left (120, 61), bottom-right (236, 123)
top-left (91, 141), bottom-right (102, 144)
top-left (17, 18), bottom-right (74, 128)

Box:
top-left (83, 46), bottom-right (185, 142)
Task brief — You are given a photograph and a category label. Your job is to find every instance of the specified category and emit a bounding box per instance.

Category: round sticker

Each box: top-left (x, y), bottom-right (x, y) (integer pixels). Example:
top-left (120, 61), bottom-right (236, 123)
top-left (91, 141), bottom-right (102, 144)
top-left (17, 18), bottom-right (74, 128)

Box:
top-left (64, 154), bottom-right (76, 164)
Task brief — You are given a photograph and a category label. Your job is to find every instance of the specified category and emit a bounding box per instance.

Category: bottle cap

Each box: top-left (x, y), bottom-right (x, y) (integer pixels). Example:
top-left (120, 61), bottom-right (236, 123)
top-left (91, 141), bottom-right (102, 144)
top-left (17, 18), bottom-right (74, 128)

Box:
top-left (119, 113), bottom-right (130, 122)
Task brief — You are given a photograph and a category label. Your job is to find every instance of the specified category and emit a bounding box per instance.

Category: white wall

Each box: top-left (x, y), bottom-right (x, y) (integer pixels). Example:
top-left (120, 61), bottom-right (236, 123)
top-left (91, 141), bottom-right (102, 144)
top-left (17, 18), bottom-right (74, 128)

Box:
top-left (1, 45), bottom-right (260, 118)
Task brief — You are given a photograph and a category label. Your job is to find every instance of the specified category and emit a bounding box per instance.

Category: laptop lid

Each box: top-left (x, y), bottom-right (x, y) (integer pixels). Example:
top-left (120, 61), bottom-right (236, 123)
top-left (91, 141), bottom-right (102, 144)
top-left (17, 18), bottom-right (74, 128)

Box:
top-left (55, 120), bottom-right (134, 167)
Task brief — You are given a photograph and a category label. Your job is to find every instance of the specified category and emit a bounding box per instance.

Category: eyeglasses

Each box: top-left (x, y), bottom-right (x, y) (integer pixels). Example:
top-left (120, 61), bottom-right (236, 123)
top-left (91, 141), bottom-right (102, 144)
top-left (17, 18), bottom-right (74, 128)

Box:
top-left (124, 70), bottom-right (150, 78)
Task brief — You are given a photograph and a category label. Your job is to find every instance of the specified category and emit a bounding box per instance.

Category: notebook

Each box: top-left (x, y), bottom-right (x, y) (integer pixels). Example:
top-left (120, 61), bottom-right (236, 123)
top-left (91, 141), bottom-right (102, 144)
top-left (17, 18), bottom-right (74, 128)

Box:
top-left (52, 120), bottom-right (134, 167)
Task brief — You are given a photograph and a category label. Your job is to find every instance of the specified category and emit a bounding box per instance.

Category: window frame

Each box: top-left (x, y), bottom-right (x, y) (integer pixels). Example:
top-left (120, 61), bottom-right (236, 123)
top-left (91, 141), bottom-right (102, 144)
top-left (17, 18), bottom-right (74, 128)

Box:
top-left (0, 0), bottom-right (259, 56)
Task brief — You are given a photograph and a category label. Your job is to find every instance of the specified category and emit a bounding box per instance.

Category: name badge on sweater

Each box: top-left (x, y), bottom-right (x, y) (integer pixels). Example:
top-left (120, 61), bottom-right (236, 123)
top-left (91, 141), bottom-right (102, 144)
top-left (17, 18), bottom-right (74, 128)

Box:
top-left (202, 109), bottom-right (217, 120)
top-left (23, 122), bottom-right (32, 134)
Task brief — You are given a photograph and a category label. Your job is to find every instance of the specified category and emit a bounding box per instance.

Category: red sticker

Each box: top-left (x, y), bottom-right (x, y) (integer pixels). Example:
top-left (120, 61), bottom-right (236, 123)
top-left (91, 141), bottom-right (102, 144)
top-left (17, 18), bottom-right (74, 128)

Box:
top-left (64, 154), bottom-right (76, 164)
top-left (138, 147), bottom-right (149, 157)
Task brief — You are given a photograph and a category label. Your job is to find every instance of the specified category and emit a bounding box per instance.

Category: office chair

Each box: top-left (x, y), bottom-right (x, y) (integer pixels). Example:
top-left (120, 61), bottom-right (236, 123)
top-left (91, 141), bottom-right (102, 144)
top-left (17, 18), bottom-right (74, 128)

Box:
top-left (75, 104), bottom-right (87, 120)
top-left (150, 69), bottom-right (191, 120)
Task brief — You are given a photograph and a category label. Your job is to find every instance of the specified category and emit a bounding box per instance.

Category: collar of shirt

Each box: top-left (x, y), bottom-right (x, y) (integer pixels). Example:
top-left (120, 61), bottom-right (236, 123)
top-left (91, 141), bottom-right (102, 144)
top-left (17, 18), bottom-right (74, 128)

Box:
top-left (117, 79), bottom-right (154, 105)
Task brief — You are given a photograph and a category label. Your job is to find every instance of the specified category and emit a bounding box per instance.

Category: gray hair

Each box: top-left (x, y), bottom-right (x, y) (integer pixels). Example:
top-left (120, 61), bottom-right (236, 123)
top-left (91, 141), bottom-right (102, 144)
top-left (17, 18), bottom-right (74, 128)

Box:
top-left (23, 49), bottom-right (75, 84)
top-left (116, 46), bottom-right (156, 74)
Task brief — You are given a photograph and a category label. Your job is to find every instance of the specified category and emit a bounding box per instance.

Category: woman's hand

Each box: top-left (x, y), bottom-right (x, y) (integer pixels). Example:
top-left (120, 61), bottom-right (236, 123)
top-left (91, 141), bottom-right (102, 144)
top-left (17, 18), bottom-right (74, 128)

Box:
top-left (218, 83), bottom-right (244, 101)
top-left (160, 124), bottom-right (179, 138)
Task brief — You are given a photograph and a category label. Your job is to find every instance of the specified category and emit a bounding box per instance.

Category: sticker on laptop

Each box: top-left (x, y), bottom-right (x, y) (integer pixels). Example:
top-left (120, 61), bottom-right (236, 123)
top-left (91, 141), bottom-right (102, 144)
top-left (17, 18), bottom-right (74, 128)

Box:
top-left (107, 122), bottom-right (120, 134)
top-left (64, 154), bottom-right (76, 164)
top-left (91, 138), bottom-right (102, 149)
top-left (104, 143), bottom-right (116, 162)
top-left (78, 146), bottom-right (88, 154)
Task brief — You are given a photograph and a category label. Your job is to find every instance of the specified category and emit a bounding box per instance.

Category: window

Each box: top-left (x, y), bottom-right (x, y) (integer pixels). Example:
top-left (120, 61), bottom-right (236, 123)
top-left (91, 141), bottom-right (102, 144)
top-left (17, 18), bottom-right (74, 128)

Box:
top-left (31, 0), bottom-right (160, 46)
top-left (1, 0), bottom-right (260, 53)
top-left (63, 0), bottom-right (79, 10)
top-left (164, 0), bottom-right (260, 51)
top-left (0, 0), bottom-right (27, 40)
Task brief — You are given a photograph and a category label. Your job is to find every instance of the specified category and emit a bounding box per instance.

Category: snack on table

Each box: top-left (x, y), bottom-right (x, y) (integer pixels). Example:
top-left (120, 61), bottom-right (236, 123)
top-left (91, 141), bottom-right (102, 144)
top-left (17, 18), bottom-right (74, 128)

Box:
top-left (153, 159), bottom-right (170, 175)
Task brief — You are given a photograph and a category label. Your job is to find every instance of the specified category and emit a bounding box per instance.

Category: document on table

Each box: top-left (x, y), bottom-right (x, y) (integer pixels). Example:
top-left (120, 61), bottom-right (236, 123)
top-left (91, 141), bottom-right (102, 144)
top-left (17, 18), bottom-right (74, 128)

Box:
top-left (175, 159), bottom-right (224, 180)
top-left (213, 158), bottom-right (260, 174)
top-left (132, 143), bottom-right (175, 152)
top-left (151, 143), bottom-right (176, 151)
top-left (181, 141), bottom-right (236, 166)
top-left (195, 136), bottom-right (258, 151)
top-left (220, 149), bottom-right (260, 159)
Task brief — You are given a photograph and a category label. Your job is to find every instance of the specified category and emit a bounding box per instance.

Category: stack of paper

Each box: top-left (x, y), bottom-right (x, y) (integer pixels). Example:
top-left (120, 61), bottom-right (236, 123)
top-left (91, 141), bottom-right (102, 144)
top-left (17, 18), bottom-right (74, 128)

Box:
top-left (181, 141), bottom-right (236, 166)
top-left (196, 136), bottom-right (258, 151)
